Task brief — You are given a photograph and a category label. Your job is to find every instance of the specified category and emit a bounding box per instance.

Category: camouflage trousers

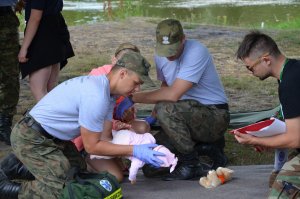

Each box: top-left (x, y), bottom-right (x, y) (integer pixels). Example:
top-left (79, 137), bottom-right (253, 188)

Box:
top-left (268, 153), bottom-right (300, 199)
top-left (154, 99), bottom-right (230, 154)
top-left (10, 118), bottom-right (86, 199)
top-left (0, 9), bottom-right (20, 116)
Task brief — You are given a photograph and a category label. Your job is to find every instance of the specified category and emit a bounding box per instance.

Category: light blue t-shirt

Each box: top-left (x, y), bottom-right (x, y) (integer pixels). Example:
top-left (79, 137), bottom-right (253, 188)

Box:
top-left (30, 75), bottom-right (115, 140)
top-left (0, 0), bottom-right (17, 7)
top-left (155, 39), bottom-right (227, 105)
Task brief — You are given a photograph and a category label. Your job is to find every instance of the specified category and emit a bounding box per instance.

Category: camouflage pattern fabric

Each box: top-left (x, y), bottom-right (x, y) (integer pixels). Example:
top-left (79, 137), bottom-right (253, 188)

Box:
top-left (155, 19), bottom-right (184, 57)
top-left (155, 99), bottom-right (230, 154)
top-left (10, 118), bottom-right (86, 199)
top-left (114, 42), bottom-right (140, 56)
top-left (0, 10), bottom-right (20, 116)
top-left (116, 51), bottom-right (152, 85)
top-left (268, 153), bottom-right (300, 199)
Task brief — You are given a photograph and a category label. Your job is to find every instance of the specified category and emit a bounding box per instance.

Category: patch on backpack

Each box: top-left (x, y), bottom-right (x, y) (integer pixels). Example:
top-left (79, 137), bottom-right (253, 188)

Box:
top-left (100, 179), bottom-right (112, 192)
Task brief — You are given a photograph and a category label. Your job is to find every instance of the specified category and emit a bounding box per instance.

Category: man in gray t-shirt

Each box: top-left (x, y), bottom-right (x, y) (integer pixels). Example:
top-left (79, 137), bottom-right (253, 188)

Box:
top-left (0, 52), bottom-right (164, 199)
top-left (117, 19), bottom-right (230, 181)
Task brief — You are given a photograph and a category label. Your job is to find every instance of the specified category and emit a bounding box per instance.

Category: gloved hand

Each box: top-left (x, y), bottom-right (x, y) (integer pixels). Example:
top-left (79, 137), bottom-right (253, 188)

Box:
top-left (133, 144), bottom-right (165, 168)
top-left (145, 116), bottom-right (157, 126)
top-left (115, 97), bottom-right (134, 120)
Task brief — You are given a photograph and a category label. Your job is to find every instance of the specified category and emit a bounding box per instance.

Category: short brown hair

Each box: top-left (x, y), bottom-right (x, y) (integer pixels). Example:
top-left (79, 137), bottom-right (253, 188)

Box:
top-left (236, 31), bottom-right (281, 60)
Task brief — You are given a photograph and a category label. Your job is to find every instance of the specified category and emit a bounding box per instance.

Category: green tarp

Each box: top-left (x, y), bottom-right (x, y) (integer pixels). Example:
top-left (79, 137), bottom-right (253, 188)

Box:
top-left (137, 105), bottom-right (280, 129)
top-left (228, 106), bottom-right (280, 128)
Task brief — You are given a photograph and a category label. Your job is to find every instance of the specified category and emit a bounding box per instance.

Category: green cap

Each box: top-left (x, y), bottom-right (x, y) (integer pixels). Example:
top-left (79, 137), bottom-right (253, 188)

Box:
top-left (116, 51), bottom-right (154, 86)
top-left (114, 42), bottom-right (140, 57)
top-left (155, 19), bottom-right (184, 57)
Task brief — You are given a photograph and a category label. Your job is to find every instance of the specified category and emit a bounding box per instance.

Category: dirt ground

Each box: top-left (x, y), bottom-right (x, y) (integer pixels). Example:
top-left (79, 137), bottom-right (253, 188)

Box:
top-left (1, 17), bottom-right (292, 156)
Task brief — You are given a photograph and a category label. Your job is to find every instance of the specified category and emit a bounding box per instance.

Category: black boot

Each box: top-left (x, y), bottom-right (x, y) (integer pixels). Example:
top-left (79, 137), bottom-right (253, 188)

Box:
top-left (0, 114), bottom-right (13, 145)
top-left (142, 164), bottom-right (169, 178)
top-left (195, 138), bottom-right (228, 170)
top-left (0, 153), bottom-right (35, 181)
top-left (0, 168), bottom-right (20, 199)
top-left (162, 151), bottom-right (210, 181)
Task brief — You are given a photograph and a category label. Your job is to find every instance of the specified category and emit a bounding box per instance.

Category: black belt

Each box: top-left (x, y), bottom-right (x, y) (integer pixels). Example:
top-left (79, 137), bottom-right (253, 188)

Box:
top-left (0, 6), bottom-right (12, 14)
top-left (212, 103), bottom-right (229, 110)
top-left (23, 114), bottom-right (58, 140)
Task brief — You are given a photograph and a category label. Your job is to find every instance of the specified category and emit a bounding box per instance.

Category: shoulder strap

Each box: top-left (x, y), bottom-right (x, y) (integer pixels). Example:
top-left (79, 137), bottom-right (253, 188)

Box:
top-left (65, 167), bottom-right (80, 181)
top-left (66, 181), bottom-right (76, 199)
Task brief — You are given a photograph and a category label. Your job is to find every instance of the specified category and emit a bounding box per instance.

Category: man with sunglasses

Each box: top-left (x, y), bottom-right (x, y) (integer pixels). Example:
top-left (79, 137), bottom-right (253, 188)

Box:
top-left (245, 52), bottom-right (269, 73)
top-left (235, 31), bottom-right (300, 198)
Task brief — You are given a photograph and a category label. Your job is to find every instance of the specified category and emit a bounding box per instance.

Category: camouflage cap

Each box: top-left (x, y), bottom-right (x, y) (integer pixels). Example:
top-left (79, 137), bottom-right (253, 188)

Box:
top-left (155, 19), bottom-right (184, 57)
top-left (114, 42), bottom-right (140, 57)
top-left (116, 51), bottom-right (155, 87)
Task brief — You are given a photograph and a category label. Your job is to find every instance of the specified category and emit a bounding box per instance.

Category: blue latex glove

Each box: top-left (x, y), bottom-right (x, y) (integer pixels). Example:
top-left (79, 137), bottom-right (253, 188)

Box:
top-left (133, 144), bottom-right (165, 168)
top-left (115, 97), bottom-right (134, 120)
top-left (145, 116), bottom-right (157, 126)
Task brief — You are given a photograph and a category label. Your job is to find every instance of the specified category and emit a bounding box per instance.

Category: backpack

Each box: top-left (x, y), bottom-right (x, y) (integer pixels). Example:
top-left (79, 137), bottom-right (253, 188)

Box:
top-left (60, 170), bottom-right (122, 199)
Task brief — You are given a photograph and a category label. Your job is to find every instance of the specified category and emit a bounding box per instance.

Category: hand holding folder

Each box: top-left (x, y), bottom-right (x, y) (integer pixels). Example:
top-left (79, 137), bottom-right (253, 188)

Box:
top-left (229, 118), bottom-right (286, 137)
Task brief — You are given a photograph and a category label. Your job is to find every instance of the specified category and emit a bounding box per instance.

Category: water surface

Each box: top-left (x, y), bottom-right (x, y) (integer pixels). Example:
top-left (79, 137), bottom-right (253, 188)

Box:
top-left (62, 0), bottom-right (300, 29)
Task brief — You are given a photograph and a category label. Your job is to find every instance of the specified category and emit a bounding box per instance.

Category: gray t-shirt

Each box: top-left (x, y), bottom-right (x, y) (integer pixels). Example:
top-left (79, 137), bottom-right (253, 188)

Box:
top-left (30, 75), bottom-right (115, 140)
top-left (155, 39), bottom-right (227, 105)
top-left (0, 0), bottom-right (17, 7)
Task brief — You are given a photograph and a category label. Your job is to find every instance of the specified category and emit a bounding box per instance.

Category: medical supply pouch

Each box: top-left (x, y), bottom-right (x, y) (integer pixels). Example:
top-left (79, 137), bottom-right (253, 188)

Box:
top-left (60, 171), bottom-right (122, 199)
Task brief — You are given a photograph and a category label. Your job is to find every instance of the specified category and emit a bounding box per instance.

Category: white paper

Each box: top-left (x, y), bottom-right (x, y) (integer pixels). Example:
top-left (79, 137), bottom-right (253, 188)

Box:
top-left (246, 118), bottom-right (286, 137)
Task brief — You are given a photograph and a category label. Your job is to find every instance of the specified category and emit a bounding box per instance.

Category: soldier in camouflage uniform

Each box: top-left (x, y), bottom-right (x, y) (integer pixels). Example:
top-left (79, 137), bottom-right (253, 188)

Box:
top-left (0, 0), bottom-right (21, 145)
top-left (0, 52), bottom-right (164, 199)
top-left (235, 31), bottom-right (300, 198)
top-left (116, 19), bottom-right (230, 180)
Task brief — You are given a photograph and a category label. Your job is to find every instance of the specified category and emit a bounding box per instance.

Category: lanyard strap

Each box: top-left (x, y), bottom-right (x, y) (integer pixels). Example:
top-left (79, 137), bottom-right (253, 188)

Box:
top-left (278, 58), bottom-right (289, 119)
top-left (279, 58), bottom-right (289, 82)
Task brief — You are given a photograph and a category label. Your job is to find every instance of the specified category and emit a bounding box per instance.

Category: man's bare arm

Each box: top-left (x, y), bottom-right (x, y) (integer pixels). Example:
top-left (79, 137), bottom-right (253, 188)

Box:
top-left (80, 127), bottom-right (133, 156)
top-left (132, 78), bottom-right (193, 104)
top-left (100, 120), bottom-right (113, 141)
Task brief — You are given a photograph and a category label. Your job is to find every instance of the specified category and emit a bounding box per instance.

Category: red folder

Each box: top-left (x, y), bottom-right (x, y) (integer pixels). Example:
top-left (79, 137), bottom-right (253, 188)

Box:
top-left (229, 119), bottom-right (274, 134)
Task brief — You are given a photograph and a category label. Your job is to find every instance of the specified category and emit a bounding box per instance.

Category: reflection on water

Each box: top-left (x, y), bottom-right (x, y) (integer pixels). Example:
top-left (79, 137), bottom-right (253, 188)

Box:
top-left (62, 0), bottom-right (300, 29)
top-left (63, 1), bottom-right (103, 10)
top-left (63, 0), bottom-right (300, 10)
top-left (152, 0), bottom-right (300, 8)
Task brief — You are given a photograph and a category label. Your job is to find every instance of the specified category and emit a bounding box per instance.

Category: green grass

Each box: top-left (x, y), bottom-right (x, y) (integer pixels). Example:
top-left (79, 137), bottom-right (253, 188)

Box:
top-left (16, 12), bottom-right (25, 31)
top-left (266, 18), bottom-right (300, 30)
top-left (16, 2), bottom-right (300, 31)
top-left (60, 53), bottom-right (110, 80)
top-left (222, 76), bottom-right (278, 95)
top-left (225, 132), bottom-right (274, 166)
